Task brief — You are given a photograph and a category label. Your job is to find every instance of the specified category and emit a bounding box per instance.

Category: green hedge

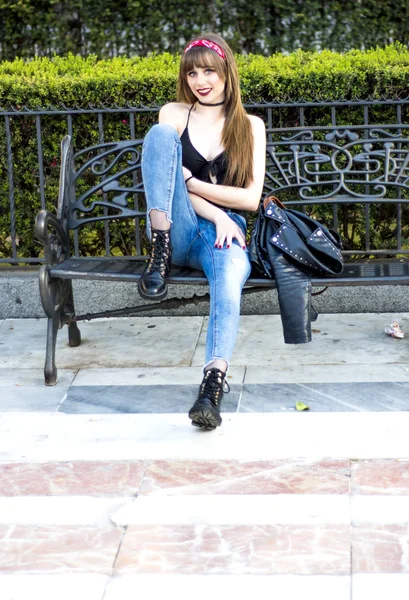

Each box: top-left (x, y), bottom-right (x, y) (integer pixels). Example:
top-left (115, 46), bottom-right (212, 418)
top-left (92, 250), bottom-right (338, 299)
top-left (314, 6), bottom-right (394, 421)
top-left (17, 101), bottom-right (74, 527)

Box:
top-left (1, 44), bottom-right (409, 262)
top-left (1, 0), bottom-right (408, 60)
top-left (2, 43), bottom-right (409, 108)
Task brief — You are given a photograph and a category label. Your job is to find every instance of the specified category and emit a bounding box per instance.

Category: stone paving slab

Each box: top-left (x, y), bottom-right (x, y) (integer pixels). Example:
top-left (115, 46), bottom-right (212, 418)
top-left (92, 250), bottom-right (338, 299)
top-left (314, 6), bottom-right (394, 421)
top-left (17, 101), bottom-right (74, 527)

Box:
top-left (1, 313), bottom-right (408, 374)
top-left (0, 317), bottom-right (204, 369)
top-left (0, 370), bottom-right (76, 413)
top-left (136, 458), bottom-right (350, 496)
top-left (0, 575), bottom-right (109, 600)
top-left (0, 496), bottom-right (128, 526)
top-left (71, 366), bottom-right (245, 386)
top-left (245, 363), bottom-right (409, 383)
top-left (114, 523), bottom-right (351, 575)
top-left (353, 575), bottom-right (409, 600)
top-left (60, 384), bottom-right (241, 414)
top-left (2, 573), bottom-right (409, 600)
top-left (193, 313), bottom-right (409, 366)
top-left (239, 381), bottom-right (409, 412)
top-left (0, 387), bottom-right (67, 412)
top-left (111, 494), bottom-right (350, 526)
top-left (0, 524), bottom-right (123, 573)
top-left (0, 460), bottom-right (146, 496)
top-left (103, 575), bottom-right (351, 600)
top-left (51, 381), bottom-right (409, 413)
top-left (0, 369), bottom-right (76, 387)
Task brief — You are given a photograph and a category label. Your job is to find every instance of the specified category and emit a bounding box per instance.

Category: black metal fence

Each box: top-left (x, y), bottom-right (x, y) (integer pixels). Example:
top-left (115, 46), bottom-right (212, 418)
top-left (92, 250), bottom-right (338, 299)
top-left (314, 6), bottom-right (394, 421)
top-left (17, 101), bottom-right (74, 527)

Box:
top-left (0, 105), bottom-right (159, 265)
top-left (1, 99), bottom-right (409, 265)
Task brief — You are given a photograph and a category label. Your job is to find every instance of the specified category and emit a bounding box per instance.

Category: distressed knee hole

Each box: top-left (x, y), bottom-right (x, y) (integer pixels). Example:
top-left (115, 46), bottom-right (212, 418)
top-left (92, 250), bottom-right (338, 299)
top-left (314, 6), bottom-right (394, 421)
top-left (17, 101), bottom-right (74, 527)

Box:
top-left (231, 257), bottom-right (246, 269)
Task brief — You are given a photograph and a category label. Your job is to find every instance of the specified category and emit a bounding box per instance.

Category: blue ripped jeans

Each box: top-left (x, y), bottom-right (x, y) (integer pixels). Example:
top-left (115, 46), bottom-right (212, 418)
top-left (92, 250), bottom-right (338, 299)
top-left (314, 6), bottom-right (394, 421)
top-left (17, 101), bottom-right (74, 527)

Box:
top-left (141, 123), bottom-right (252, 370)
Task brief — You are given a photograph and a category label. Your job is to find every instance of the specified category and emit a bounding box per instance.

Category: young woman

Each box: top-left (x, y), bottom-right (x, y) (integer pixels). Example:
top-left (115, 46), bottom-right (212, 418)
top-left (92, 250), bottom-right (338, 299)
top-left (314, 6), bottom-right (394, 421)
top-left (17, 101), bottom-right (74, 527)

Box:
top-left (139, 32), bottom-right (266, 429)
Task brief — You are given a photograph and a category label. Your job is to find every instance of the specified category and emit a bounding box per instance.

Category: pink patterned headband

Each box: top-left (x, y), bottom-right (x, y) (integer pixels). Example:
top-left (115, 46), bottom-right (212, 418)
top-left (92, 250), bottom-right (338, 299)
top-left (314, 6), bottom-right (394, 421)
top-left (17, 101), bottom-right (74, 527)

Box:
top-left (184, 39), bottom-right (226, 60)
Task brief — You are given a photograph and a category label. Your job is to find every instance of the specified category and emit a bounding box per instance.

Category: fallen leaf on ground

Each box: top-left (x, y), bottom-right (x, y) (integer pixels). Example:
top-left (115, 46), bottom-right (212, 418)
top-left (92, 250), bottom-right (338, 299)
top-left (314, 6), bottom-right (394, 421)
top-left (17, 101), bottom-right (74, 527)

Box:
top-left (296, 402), bottom-right (310, 411)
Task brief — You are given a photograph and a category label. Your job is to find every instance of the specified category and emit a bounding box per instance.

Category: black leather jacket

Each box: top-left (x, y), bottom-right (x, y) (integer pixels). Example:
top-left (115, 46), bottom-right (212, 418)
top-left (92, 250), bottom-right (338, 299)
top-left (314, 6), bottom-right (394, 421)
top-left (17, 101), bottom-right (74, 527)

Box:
top-left (250, 205), bottom-right (317, 344)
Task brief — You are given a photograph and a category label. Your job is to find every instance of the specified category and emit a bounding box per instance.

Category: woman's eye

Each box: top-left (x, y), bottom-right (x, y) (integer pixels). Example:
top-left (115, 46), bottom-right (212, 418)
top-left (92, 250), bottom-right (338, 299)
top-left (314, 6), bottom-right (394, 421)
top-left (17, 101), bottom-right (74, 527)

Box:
top-left (205, 69), bottom-right (214, 74)
top-left (188, 72), bottom-right (196, 77)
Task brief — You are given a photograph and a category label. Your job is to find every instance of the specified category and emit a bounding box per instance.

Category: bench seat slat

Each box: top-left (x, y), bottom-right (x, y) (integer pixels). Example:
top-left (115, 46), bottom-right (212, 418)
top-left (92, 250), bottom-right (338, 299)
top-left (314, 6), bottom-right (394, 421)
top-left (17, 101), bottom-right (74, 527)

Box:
top-left (50, 258), bottom-right (409, 287)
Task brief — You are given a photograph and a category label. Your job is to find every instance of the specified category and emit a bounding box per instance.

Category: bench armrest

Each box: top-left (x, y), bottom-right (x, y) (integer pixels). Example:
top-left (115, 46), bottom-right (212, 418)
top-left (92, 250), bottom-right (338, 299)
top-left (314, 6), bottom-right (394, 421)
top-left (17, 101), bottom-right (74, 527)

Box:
top-left (35, 209), bottom-right (69, 268)
top-left (57, 134), bottom-right (73, 222)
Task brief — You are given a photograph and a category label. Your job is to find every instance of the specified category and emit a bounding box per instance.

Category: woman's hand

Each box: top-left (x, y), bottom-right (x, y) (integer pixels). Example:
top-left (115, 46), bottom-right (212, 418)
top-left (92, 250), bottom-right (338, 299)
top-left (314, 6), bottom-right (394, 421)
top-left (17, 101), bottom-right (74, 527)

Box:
top-left (214, 212), bottom-right (246, 250)
top-left (186, 191), bottom-right (246, 249)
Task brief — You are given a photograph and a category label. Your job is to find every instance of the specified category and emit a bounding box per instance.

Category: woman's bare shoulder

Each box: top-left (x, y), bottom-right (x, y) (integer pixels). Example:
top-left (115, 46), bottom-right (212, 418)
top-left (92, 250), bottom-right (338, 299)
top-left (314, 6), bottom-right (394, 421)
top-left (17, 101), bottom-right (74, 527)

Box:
top-left (248, 114), bottom-right (266, 158)
top-left (247, 114), bottom-right (266, 132)
top-left (159, 102), bottom-right (192, 129)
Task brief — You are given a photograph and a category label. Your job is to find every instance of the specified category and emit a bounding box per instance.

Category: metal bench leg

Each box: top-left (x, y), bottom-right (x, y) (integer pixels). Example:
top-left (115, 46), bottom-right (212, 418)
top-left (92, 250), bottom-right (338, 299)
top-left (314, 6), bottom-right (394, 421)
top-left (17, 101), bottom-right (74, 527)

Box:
top-left (38, 265), bottom-right (70, 386)
top-left (64, 281), bottom-right (81, 347)
top-left (43, 280), bottom-right (80, 385)
top-left (44, 312), bottom-right (60, 386)
top-left (68, 321), bottom-right (81, 347)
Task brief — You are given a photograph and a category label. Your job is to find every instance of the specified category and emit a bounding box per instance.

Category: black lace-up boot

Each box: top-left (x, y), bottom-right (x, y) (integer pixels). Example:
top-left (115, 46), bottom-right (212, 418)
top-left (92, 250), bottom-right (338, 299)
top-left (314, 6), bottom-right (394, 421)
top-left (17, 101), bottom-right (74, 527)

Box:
top-left (138, 228), bottom-right (172, 300)
top-left (188, 368), bottom-right (230, 430)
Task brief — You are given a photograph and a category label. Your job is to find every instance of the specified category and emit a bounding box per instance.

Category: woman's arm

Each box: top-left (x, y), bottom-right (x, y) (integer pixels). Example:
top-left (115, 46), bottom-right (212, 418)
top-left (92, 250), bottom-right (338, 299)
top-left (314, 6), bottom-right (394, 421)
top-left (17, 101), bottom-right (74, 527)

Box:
top-left (189, 192), bottom-right (247, 249)
top-left (186, 116), bottom-right (266, 212)
top-left (158, 102), bottom-right (184, 134)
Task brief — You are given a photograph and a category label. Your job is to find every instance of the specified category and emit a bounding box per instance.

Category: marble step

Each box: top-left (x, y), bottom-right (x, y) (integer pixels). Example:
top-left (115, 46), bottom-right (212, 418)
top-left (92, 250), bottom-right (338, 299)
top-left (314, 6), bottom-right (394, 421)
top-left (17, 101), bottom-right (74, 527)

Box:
top-left (4, 493), bottom-right (409, 526)
top-left (2, 574), bottom-right (409, 600)
top-left (4, 457), bottom-right (409, 496)
top-left (1, 412), bottom-right (409, 461)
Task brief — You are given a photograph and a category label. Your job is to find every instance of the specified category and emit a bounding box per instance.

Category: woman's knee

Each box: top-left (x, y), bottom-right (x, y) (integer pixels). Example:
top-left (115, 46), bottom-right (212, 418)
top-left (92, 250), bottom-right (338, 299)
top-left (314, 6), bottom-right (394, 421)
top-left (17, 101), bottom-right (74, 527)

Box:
top-left (221, 248), bottom-right (251, 282)
top-left (145, 123), bottom-right (179, 145)
top-left (210, 251), bottom-right (251, 297)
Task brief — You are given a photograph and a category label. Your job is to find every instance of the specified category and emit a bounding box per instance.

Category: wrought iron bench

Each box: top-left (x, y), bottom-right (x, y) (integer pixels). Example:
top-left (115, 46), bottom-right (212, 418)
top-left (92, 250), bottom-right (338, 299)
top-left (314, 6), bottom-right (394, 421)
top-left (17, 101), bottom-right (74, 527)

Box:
top-left (35, 112), bottom-right (409, 385)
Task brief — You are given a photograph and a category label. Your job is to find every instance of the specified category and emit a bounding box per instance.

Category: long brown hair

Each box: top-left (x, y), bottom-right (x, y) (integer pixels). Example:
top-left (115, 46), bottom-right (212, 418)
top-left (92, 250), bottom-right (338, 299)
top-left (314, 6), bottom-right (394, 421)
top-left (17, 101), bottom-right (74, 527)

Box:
top-left (177, 33), bottom-right (254, 188)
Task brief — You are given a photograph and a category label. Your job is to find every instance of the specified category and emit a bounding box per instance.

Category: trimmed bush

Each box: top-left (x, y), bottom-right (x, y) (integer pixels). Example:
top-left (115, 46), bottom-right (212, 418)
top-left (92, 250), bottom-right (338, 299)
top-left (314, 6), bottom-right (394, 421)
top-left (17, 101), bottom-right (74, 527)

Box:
top-left (1, 44), bottom-right (409, 262)
top-left (2, 44), bottom-right (409, 108)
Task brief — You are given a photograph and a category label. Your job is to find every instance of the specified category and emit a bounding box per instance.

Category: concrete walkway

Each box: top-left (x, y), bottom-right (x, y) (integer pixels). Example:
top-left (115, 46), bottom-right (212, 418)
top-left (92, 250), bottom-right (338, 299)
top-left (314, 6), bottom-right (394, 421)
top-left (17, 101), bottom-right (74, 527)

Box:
top-left (1, 312), bottom-right (409, 599)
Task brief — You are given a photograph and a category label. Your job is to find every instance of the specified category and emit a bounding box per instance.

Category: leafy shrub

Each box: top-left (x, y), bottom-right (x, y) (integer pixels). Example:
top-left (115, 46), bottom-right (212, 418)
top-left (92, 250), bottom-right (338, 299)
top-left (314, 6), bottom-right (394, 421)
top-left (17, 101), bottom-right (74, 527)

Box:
top-left (1, 0), bottom-right (409, 60)
top-left (1, 44), bottom-right (409, 261)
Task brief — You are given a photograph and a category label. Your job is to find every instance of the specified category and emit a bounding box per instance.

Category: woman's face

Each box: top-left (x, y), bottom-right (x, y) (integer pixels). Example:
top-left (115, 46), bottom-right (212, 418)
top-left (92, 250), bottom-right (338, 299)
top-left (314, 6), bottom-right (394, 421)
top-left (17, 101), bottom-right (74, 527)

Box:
top-left (186, 64), bottom-right (225, 104)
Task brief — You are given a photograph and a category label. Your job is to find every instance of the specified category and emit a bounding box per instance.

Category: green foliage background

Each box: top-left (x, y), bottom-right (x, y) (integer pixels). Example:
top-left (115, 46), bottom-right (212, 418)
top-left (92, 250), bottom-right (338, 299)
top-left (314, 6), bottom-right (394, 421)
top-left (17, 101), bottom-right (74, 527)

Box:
top-left (2, 44), bottom-right (409, 108)
top-left (1, 44), bottom-right (409, 261)
top-left (0, 0), bottom-right (409, 61)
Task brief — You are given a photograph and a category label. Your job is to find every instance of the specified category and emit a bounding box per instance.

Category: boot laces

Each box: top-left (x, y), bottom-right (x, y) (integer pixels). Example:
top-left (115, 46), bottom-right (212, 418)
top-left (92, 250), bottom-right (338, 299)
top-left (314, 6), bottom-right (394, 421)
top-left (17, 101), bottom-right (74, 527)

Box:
top-left (148, 230), bottom-right (170, 275)
top-left (198, 368), bottom-right (230, 406)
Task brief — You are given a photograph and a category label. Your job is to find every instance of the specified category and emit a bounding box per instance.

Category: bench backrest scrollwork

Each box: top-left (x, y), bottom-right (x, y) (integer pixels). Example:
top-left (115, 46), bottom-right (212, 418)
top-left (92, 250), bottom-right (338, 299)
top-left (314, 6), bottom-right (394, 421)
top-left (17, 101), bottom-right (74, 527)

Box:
top-left (67, 138), bottom-right (146, 230)
top-left (264, 126), bottom-right (409, 257)
top-left (62, 119), bottom-right (409, 259)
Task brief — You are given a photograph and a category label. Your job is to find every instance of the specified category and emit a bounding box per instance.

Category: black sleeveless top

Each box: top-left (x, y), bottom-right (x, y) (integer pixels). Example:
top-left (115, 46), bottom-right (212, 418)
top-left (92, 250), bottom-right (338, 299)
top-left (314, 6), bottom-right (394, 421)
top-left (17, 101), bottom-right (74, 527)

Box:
top-left (181, 105), bottom-right (244, 218)
top-left (181, 104), bottom-right (228, 186)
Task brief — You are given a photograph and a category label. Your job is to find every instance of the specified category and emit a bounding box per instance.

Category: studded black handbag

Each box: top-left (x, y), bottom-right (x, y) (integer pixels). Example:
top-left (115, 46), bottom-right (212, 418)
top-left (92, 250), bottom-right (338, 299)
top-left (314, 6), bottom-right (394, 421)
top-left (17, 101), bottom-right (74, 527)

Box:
top-left (250, 195), bottom-right (344, 278)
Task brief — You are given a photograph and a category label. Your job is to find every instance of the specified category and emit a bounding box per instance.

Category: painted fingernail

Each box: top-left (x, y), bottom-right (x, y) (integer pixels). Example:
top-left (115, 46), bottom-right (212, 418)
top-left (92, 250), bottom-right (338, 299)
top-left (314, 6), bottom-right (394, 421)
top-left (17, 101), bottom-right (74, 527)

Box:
top-left (219, 245), bottom-right (222, 249)
top-left (227, 244), bottom-right (230, 248)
